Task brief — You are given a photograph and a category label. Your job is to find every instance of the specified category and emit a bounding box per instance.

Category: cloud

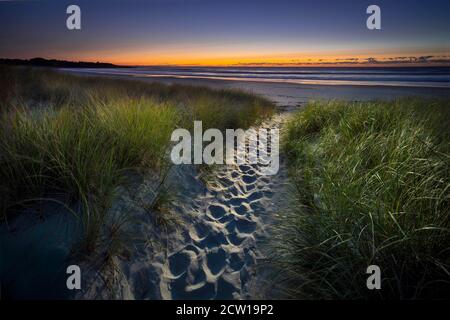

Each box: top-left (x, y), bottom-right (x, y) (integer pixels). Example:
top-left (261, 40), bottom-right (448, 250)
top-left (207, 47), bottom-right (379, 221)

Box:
top-left (335, 58), bottom-right (359, 61)
top-left (234, 55), bottom-right (450, 66)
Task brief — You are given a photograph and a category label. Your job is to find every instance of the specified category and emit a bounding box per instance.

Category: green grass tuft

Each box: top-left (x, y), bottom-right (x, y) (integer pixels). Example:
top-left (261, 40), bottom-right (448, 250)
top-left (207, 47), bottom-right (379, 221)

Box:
top-left (272, 99), bottom-right (450, 299)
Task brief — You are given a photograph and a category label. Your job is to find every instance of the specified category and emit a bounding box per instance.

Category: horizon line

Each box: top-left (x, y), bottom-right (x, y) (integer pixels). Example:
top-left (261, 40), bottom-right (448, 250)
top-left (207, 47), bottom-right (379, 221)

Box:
top-left (3, 57), bottom-right (450, 68)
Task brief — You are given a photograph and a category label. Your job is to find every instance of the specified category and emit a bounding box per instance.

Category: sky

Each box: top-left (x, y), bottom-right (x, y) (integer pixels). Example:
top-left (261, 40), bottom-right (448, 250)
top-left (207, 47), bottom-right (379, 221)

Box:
top-left (0, 0), bottom-right (449, 66)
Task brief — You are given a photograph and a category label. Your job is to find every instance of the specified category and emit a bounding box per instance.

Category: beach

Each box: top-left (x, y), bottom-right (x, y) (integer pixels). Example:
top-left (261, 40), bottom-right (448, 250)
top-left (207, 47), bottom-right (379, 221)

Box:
top-left (2, 0), bottom-right (450, 305)
top-left (69, 69), bottom-right (448, 299)
top-left (1, 66), bottom-right (449, 300)
top-left (63, 67), bottom-right (450, 107)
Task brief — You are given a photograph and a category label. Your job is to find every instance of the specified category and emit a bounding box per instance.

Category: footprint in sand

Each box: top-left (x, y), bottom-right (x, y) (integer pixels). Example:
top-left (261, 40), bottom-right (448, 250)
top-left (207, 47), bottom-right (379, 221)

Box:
top-left (245, 183), bottom-right (256, 192)
top-left (235, 218), bottom-right (257, 234)
top-left (168, 250), bottom-right (194, 277)
top-left (205, 247), bottom-right (227, 276)
top-left (196, 230), bottom-right (228, 249)
top-left (189, 222), bottom-right (209, 241)
top-left (242, 174), bottom-right (257, 184)
top-left (208, 204), bottom-right (227, 219)
top-left (229, 252), bottom-right (245, 271)
top-left (234, 203), bottom-right (250, 216)
top-left (227, 232), bottom-right (246, 246)
top-left (247, 191), bottom-right (263, 202)
top-left (229, 197), bottom-right (246, 207)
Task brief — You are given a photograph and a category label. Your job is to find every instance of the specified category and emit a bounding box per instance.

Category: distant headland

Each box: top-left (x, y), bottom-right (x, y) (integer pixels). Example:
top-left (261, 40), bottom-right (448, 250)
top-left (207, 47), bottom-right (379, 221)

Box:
top-left (0, 57), bottom-right (127, 68)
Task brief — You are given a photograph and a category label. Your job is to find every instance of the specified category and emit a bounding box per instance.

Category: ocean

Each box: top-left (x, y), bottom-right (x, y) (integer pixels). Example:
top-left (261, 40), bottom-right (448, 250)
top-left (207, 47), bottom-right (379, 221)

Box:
top-left (63, 66), bottom-right (450, 88)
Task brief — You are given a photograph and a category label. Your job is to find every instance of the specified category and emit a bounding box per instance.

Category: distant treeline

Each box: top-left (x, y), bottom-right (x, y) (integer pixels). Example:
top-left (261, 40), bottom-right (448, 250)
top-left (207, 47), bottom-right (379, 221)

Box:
top-left (0, 57), bottom-right (125, 68)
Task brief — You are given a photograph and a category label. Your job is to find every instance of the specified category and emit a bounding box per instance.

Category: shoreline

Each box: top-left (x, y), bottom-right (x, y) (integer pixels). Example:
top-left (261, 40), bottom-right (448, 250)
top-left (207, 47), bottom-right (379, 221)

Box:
top-left (62, 68), bottom-right (450, 107)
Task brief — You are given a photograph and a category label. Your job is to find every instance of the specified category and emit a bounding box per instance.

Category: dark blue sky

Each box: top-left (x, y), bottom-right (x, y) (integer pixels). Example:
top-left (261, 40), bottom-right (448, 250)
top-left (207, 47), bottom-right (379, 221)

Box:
top-left (1, 0), bottom-right (449, 65)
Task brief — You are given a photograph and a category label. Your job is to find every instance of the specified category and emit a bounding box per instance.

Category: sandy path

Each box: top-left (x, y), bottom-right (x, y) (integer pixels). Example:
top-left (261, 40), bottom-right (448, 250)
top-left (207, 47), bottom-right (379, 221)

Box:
top-left (162, 117), bottom-right (294, 299)
top-left (79, 112), bottom-right (296, 300)
top-left (154, 113), bottom-right (295, 299)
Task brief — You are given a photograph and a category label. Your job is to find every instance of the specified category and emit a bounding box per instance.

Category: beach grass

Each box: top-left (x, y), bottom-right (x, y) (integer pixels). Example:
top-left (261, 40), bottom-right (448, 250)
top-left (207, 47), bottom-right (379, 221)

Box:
top-left (271, 99), bottom-right (450, 299)
top-left (0, 66), bottom-right (274, 252)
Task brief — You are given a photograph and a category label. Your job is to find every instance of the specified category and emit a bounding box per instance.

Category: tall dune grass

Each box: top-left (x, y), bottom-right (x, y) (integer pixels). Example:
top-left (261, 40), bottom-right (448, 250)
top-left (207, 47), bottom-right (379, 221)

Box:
top-left (272, 99), bottom-right (450, 299)
top-left (1, 100), bottom-right (179, 250)
top-left (0, 66), bottom-right (274, 252)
